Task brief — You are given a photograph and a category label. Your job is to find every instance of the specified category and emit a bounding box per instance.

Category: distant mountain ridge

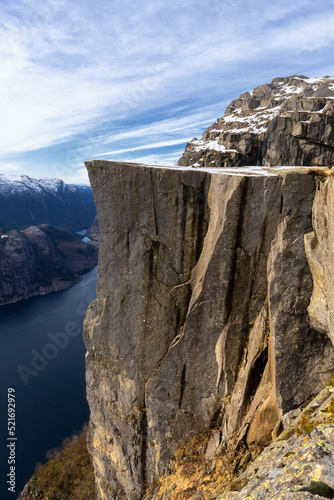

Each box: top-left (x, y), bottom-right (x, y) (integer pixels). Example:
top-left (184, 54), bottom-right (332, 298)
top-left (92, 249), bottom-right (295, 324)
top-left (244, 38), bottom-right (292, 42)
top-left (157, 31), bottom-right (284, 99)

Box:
top-left (0, 224), bottom-right (98, 305)
top-left (0, 174), bottom-right (96, 232)
top-left (179, 75), bottom-right (334, 167)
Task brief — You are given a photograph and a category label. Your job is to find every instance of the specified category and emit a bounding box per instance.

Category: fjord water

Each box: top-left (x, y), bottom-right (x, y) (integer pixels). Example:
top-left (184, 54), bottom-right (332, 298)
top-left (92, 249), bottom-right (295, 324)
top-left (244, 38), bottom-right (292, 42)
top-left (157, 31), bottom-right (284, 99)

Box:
top-left (0, 266), bottom-right (98, 498)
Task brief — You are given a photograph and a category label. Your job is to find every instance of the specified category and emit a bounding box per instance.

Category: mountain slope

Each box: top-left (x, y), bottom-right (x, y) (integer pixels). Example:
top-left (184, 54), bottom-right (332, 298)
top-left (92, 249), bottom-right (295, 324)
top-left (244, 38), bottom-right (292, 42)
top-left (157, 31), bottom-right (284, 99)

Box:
top-left (0, 225), bottom-right (98, 305)
top-left (0, 174), bottom-right (96, 231)
top-left (179, 75), bottom-right (334, 168)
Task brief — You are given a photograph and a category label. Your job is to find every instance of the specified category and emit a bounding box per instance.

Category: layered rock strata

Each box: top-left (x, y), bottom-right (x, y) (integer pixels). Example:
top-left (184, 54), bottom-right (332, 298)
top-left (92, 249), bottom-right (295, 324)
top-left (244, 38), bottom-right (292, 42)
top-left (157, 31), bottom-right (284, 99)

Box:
top-left (84, 161), bottom-right (334, 500)
top-left (178, 75), bottom-right (334, 168)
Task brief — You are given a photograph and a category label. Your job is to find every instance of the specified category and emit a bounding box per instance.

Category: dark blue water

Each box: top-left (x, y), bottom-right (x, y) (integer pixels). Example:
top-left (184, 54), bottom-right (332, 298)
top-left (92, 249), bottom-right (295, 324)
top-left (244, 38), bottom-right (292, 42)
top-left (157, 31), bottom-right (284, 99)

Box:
top-left (0, 267), bottom-right (98, 498)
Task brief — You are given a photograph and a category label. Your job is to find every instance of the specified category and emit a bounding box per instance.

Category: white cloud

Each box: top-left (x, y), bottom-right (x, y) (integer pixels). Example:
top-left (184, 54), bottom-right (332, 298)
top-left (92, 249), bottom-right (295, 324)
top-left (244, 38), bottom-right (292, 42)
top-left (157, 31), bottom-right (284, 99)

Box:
top-left (77, 106), bottom-right (225, 160)
top-left (0, 0), bottom-right (334, 166)
top-left (95, 138), bottom-right (191, 157)
top-left (59, 167), bottom-right (90, 185)
top-left (129, 151), bottom-right (185, 166)
top-left (82, 113), bottom-right (214, 148)
top-left (0, 162), bottom-right (22, 174)
top-left (266, 12), bottom-right (334, 53)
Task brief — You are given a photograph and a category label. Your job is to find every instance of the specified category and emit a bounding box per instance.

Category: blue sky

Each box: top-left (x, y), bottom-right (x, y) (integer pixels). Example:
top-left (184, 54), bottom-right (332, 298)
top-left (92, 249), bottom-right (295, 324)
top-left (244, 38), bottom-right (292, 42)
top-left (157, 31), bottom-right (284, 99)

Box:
top-left (2, 0), bottom-right (334, 184)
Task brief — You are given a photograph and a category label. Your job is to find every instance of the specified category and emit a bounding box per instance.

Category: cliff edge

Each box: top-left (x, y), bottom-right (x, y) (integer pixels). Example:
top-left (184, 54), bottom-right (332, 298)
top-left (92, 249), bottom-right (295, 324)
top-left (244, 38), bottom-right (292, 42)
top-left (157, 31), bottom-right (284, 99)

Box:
top-left (84, 161), bottom-right (334, 499)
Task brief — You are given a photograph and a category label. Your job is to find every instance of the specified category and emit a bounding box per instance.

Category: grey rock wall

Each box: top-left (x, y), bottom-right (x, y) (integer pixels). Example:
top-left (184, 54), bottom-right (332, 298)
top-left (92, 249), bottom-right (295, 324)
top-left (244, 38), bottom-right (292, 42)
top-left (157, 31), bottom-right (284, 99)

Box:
top-left (305, 176), bottom-right (334, 345)
top-left (84, 161), bottom-right (334, 500)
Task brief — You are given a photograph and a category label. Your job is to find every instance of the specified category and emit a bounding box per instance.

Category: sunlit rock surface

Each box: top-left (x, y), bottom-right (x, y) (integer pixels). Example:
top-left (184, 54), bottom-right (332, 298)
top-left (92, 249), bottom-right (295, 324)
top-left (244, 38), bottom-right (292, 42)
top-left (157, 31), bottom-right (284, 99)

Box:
top-left (84, 161), bottom-right (334, 499)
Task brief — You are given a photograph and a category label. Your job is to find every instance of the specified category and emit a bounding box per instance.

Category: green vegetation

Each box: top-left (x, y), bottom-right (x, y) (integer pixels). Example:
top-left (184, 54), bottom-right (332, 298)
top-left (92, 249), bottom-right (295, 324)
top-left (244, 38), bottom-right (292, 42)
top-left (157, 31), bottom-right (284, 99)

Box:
top-left (295, 413), bottom-right (325, 436)
top-left (18, 425), bottom-right (95, 499)
top-left (295, 397), bottom-right (334, 436)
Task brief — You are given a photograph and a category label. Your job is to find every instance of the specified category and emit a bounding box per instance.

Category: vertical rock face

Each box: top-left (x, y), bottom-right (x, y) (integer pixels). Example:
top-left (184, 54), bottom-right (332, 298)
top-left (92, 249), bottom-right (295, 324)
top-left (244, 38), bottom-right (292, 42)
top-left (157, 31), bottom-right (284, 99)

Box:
top-left (305, 177), bottom-right (334, 345)
top-left (84, 161), bottom-right (334, 500)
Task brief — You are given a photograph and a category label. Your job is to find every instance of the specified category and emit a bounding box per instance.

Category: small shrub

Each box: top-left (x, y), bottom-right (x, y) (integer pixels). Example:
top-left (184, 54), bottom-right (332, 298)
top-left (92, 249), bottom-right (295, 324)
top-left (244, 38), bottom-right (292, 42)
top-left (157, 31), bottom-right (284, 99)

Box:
top-left (295, 414), bottom-right (324, 436)
top-left (322, 398), bottom-right (334, 418)
top-left (229, 477), bottom-right (249, 492)
top-left (327, 374), bottom-right (334, 387)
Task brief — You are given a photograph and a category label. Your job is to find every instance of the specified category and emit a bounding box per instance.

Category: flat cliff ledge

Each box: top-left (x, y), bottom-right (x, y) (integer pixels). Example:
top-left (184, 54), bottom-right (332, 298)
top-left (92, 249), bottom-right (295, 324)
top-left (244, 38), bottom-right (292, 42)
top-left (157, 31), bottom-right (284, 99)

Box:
top-left (84, 160), bottom-right (334, 499)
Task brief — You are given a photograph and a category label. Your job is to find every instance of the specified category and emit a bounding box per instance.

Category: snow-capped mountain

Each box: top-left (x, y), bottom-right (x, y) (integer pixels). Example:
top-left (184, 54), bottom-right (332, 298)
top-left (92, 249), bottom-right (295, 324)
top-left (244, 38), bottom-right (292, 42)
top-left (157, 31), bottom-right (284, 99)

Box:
top-left (0, 174), bottom-right (68, 195)
top-left (179, 75), bottom-right (334, 167)
top-left (0, 174), bottom-right (96, 231)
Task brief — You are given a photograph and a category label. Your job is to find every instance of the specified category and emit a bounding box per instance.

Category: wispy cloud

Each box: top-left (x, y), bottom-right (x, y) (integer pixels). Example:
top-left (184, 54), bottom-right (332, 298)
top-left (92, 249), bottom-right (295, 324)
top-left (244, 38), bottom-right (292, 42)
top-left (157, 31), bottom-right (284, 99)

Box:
top-left (77, 106), bottom-right (226, 162)
top-left (1, 0), bottom-right (334, 181)
top-left (96, 138), bottom-right (191, 157)
top-left (0, 162), bottom-right (22, 173)
top-left (81, 111), bottom-right (218, 148)
top-left (267, 12), bottom-right (334, 53)
top-left (58, 167), bottom-right (90, 185)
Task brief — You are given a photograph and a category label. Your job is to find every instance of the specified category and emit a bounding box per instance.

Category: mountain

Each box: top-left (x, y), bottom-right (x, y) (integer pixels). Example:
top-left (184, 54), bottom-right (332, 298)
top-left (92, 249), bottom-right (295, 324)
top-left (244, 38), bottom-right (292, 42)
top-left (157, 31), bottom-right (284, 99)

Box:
top-left (0, 174), bottom-right (96, 232)
top-left (0, 224), bottom-right (98, 305)
top-left (179, 75), bottom-right (334, 168)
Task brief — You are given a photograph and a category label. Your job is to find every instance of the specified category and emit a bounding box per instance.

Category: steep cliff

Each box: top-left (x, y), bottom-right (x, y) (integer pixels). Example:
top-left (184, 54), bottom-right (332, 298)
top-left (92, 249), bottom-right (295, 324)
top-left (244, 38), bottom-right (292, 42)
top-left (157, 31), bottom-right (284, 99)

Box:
top-left (84, 161), bottom-right (334, 499)
top-left (178, 75), bottom-right (334, 168)
top-left (0, 224), bottom-right (98, 305)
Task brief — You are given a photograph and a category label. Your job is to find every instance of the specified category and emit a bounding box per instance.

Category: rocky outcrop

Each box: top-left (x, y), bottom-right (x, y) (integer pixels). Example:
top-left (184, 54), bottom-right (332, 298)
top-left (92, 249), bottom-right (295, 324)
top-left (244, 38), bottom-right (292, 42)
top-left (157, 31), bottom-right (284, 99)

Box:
top-left (0, 224), bottom-right (98, 305)
top-left (221, 389), bottom-right (334, 500)
top-left (84, 160), bottom-right (334, 500)
top-left (147, 384), bottom-right (334, 499)
top-left (178, 75), bottom-right (334, 168)
top-left (0, 174), bottom-right (96, 231)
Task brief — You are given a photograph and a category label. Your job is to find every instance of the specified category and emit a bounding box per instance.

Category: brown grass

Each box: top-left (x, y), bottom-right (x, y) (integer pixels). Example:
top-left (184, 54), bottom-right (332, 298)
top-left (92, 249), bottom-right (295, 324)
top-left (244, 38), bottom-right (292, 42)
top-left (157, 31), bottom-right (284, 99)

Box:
top-left (146, 431), bottom-right (235, 500)
top-left (295, 397), bottom-right (334, 436)
top-left (306, 167), bottom-right (334, 177)
top-left (18, 425), bottom-right (95, 499)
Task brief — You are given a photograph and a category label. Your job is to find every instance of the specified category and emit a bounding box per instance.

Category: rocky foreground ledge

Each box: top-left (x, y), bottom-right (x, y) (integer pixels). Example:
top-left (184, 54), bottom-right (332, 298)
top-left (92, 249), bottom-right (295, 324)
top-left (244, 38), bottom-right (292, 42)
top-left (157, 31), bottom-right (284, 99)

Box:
top-left (83, 161), bottom-right (334, 499)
